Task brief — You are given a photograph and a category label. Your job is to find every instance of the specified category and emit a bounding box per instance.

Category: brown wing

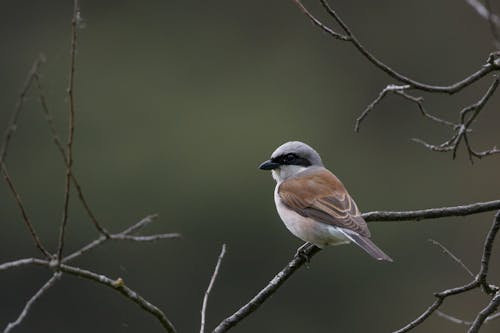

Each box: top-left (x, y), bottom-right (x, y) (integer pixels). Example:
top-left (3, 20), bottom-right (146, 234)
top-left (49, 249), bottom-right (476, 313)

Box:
top-left (278, 168), bottom-right (371, 237)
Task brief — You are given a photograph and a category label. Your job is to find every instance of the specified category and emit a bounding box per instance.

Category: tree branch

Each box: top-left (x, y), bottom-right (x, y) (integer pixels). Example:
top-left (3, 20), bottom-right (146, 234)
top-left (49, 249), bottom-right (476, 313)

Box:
top-left (292, 0), bottom-right (500, 94)
top-left (201, 244), bottom-right (227, 333)
top-left (212, 243), bottom-right (321, 333)
top-left (468, 292), bottom-right (500, 333)
top-left (363, 199), bottom-right (500, 222)
top-left (3, 272), bottom-right (61, 333)
top-left (58, 264), bottom-right (177, 333)
top-left (1, 163), bottom-right (52, 258)
top-left (34, 74), bottom-right (110, 236)
top-left (393, 210), bottom-right (500, 332)
top-left (57, 0), bottom-right (80, 260)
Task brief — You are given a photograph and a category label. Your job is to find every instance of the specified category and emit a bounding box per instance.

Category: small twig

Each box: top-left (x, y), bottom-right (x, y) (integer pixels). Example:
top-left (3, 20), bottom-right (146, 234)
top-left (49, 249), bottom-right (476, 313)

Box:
top-left (436, 310), bottom-right (472, 326)
top-left (411, 75), bottom-right (499, 160)
top-left (59, 264), bottom-right (177, 333)
top-left (212, 244), bottom-right (320, 333)
top-left (291, 0), bottom-right (350, 41)
top-left (0, 258), bottom-right (48, 271)
top-left (1, 163), bottom-right (52, 258)
top-left (484, 0), bottom-right (500, 48)
top-left (57, 0), bottom-right (80, 260)
top-left (465, 0), bottom-right (500, 26)
top-left (62, 215), bottom-right (169, 263)
top-left (354, 84), bottom-right (410, 132)
top-left (393, 211), bottom-right (500, 332)
top-left (3, 272), bottom-right (61, 333)
top-left (201, 244), bottom-right (227, 333)
top-left (428, 239), bottom-right (474, 277)
top-left (34, 75), bottom-right (109, 236)
top-left (393, 90), bottom-right (456, 127)
top-left (0, 55), bottom-right (44, 164)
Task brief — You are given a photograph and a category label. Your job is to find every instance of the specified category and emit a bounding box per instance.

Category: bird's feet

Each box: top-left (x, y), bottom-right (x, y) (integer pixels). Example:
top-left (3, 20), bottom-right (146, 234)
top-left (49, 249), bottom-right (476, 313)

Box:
top-left (295, 242), bottom-right (313, 267)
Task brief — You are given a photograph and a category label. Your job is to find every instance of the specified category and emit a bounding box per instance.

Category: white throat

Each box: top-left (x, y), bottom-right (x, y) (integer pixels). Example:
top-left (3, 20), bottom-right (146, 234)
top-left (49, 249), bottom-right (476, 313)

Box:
top-left (272, 165), bottom-right (308, 183)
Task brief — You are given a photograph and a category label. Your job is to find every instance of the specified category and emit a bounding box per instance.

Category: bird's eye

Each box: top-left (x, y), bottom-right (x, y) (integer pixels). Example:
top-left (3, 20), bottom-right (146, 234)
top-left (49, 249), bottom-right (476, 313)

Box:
top-left (283, 154), bottom-right (296, 163)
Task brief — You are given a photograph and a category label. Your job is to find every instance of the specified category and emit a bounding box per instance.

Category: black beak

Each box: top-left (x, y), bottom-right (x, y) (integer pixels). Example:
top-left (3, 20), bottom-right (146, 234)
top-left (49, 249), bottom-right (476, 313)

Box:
top-left (259, 160), bottom-right (280, 170)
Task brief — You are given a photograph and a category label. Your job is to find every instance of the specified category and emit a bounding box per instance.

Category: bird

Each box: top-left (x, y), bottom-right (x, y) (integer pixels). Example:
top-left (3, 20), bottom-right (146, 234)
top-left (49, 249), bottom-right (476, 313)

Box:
top-left (259, 141), bottom-right (392, 262)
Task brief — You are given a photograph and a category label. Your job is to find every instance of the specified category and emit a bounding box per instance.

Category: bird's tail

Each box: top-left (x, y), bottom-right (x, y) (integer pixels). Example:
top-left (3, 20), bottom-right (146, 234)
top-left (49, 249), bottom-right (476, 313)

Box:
top-left (341, 230), bottom-right (393, 262)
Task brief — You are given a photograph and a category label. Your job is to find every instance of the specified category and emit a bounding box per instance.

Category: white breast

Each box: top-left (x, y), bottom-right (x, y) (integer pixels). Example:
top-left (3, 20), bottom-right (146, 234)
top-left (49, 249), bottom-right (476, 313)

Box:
top-left (273, 184), bottom-right (350, 248)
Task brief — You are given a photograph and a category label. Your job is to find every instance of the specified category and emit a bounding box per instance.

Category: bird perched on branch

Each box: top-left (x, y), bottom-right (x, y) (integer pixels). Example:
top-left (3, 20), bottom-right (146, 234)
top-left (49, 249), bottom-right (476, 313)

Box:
top-left (259, 141), bottom-right (392, 262)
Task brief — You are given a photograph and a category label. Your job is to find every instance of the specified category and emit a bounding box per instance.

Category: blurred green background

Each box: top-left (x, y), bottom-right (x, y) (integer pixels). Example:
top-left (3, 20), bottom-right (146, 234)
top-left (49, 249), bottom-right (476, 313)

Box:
top-left (1, 0), bottom-right (500, 332)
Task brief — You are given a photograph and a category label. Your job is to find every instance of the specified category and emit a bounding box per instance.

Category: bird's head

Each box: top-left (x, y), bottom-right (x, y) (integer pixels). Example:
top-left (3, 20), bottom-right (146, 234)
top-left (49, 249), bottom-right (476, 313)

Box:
top-left (259, 141), bottom-right (323, 183)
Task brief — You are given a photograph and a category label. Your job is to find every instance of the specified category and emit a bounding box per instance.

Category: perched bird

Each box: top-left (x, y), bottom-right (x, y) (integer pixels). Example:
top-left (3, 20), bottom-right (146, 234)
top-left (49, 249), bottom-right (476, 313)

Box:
top-left (259, 141), bottom-right (392, 262)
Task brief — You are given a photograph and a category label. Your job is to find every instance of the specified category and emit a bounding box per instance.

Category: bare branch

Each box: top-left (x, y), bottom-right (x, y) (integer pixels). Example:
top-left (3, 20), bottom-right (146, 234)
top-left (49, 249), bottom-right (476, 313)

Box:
top-left (468, 292), bottom-right (500, 333)
top-left (1, 163), bottom-right (52, 258)
top-left (61, 215), bottom-right (172, 263)
top-left (213, 207), bottom-right (500, 333)
top-left (363, 199), bottom-right (500, 222)
top-left (0, 55), bottom-right (44, 163)
top-left (477, 210), bottom-right (500, 294)
top-left (292, 0), bottom-right (500, 94)
top-left (465, 0), bottom-right (500, 26)
top-left (0, 258), bottom-right (48, 271)
top-left (354, 84), bottom-right (409, 132)
top-left (428, 239), bottom-right (474, 278)
top-left (212, 243), bottom-right (321, 333)
top-left (392, 298), bottom-right (443, 333)
top-left (3, 272), bottom-right (61, 333)
top-left (59, 264), bottom-right (177, 333)
top-left (34, 75), bottom-right (110, 237)
top-left (484, 0), bottom-right (500, 48)
top-left (292, 0), bottom-right (350, 41)
top-left (110, 234), bottom-right (181, 242)
top-left (201, 244), bottom-right (227, 333)
top-left (394, 90), bottom-right (456, 127)
top-left (57, 0), bottom-right (80, 260)
top-left (436, 310), bottom-right (472, 326)
top-left (393, 211), bottom-right (500, 332)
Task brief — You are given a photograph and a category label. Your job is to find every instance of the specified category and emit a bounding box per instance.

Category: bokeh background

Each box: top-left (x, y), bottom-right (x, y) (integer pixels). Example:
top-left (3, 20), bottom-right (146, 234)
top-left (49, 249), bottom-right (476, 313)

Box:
top-left (1, 0), bottom-right (500, 332)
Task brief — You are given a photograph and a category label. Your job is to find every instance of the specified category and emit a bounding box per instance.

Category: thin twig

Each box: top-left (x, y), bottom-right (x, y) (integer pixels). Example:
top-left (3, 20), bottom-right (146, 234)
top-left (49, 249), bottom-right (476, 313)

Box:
top-left (292, 0), bottom-right (350, 41)
top-left (57, 0), bottom-right (80, 260)
top-left (465, 0), bottom-right (500, 26)
top-left (201, 244), bottom-right (227, 333)
top-left (59, 264), bottom-right (177, 333)
top-left (0, 55), bottom-right (44, 163)
top-left (34, 75), bottom-right (110, 236)
top-left (1, 163), bottom-right (52, 258)
top-left (428, 239), bottom-right (474, 277)
top-left (436, 310), bottom-right (472, 326)
top-left (62, 215), bottom-right (170, 263)
top-left (291, 0), bottom-right (500, 94)
top-left (484, 0), bottom-right (500, 48)
top-left (393, 211), bottom-right (500, 332)
top-left (3, 272), bottom-right (61, 333)
top-left (393, 90), bottom-right (456, 127)
top-left (0, 258), bottom-right (48, 271)
top-left (354, 84), bottom-right (410, 132)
